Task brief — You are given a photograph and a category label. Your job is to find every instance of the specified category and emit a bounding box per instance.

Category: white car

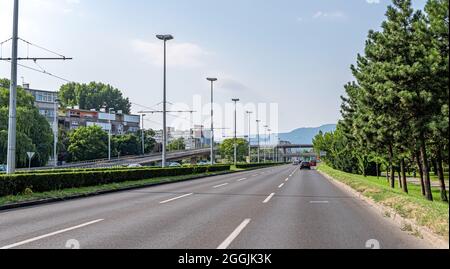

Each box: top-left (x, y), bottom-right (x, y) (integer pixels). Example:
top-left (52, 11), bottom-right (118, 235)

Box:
top-left (169, 162), bottom-right (182, 167)
top-left (128, 164), bottom-right (143, 168)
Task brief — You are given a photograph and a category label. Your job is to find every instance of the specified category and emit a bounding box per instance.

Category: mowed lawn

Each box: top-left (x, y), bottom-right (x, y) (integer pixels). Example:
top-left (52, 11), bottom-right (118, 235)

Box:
top-left (318, 164), bottom-right (449, 240)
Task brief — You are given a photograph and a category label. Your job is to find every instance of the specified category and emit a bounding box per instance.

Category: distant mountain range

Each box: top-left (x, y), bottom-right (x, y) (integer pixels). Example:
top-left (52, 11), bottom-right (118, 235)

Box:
top-left (277, 124), bottom-right (337, 145)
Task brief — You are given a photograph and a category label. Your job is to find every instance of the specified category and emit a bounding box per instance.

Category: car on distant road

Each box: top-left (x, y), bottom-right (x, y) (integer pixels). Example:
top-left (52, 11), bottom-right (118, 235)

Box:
top-left (197, 161), bottom-right (211, 166)
top-left (300, 161), bottom-right (311, 170)
top-left (293, 160), bottom-right (300, 165)
top-left (127, 164), bottom-right (143, 168)
top-left (0, 164), bottom-right (6, 172)
top-left (310, 160), bottom-right (317, 167)
top-left (169, 162), bottom-right (182, 167)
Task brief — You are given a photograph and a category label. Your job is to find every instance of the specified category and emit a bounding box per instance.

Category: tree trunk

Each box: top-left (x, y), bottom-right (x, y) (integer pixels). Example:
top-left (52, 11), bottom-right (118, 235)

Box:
top-left (401, 158), bottom-right (408, 193)
top-left (436, 146), bottom-right (448, 202)
top-left (398, 167), bottom-right (403, 189)
top-left (420, 135), bottom-right (433, 201)
top-left (415, 150), bottom-right (426, 196)
top-left (376, 162), bottom-right (380, 179)
top-left (388, 144), bottom-right (395, 188)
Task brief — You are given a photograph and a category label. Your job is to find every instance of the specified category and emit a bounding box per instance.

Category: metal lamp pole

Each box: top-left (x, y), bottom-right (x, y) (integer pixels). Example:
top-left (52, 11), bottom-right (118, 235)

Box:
top-left (263, 125), bottom-right (268, 163)
top-left (207, 78), bottom-right (218, 164)
top-left (232, 99), bottom-right (240, 165)
top-left (156, 34), bottom-right (174, 168)
top-left (246, 111), bottom-right (253, 163)
top-left (256, 120), bottom-right (261, 163)
top-left (108, 108), bottom-right (114, 160)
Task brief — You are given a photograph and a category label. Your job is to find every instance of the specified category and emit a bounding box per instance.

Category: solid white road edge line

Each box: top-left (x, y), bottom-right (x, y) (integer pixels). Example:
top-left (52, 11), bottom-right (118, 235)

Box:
top-left (0, 219), bottom-right (104, 249)
top-left (217, 219), bottom-right (252, 249)
top-left (160, 193), bottom-right (194, 204)
top-left (263, 193), bottom-right (276, 204)
top-left (310, 201), bottom-right (329, 204)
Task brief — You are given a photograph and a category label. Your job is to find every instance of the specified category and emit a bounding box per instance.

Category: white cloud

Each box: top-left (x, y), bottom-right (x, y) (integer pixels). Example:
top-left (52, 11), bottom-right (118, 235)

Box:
top-left (313, 11), bottom-right (346, 20)
top-left (131, 39), bottom-right (210, 68)
top-left (366, 0), bottom-right (381, 4)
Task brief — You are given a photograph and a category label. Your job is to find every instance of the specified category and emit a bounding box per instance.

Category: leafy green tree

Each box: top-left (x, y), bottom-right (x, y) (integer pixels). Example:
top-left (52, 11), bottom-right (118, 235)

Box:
top-left (137, 129), bottom-right (157, 154)
top-left (67, 126), bottom-right (108, 161)
top-left (113, 134), bottom-right (140, 157)
top-left (219, 138), bottom-right (249, 163)
top-left (0, 80), bottom-right (53, 168)
top-left (59, 82), bottom-right (131, 114)
top-left (168, 138), bottom-right (186, 151)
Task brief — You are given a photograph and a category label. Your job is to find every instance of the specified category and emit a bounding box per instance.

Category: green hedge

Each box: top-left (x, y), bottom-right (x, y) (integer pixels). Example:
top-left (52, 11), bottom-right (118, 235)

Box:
top-left (0, 165), bottom-right (231, 197)
top-left (13, 166), bottom-right (160, 175)
top-left (235, 163), bottom-right (283, 169)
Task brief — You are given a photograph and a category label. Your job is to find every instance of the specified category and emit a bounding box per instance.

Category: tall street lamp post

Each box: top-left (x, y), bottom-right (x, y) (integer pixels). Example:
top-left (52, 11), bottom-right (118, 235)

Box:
top-left (246, 111), bottom-right (253, 163)
top-left (108, 108), bottom-right (115, 161)
top-left (256, 119), bottom-right (261, 163)
top-left (156, 34), bottom-right (174, 168)
top-left (207, 78), bottom-right (218, 164)
top-left (232, 99), bottom-right (240, 165)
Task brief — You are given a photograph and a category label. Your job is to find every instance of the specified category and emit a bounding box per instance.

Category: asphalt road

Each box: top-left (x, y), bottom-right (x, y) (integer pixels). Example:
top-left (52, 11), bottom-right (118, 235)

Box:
top-left (0, 165), bottom-right (431, 249)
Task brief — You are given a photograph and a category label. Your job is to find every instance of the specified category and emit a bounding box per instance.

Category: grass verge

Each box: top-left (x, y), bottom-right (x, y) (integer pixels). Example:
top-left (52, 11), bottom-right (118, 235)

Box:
top-left (318, 164), bottom-right (449, 240)
top-left (0, 171), bottom-right (233, 207)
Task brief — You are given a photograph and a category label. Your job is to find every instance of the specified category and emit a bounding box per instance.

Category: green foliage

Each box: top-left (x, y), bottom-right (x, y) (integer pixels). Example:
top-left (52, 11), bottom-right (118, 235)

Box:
top-left (314, 0), bottom-right (449, 201)
top-left (67, 126), bottom-right (108, 162)
top-left (113, 134), bottom-right (140, 156)
top-left (168, 138), bottom-right (186, 151)
top-left (0, 165), bottom-right (231, 197)
top-left (219, 138), bottom-right (249, 162)
top-left (0, 81), bottom-right (53, 167)
top-left (58, 82), bottom-right (132, 114)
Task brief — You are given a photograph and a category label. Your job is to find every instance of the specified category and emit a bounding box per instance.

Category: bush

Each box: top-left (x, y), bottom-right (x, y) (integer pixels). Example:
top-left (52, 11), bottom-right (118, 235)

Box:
top-left (0, 165), bottom-right (231, 197)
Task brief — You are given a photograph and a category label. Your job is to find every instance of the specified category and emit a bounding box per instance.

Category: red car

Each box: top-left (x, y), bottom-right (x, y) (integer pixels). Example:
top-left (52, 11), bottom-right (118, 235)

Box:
top-left (310, 160), bottom-right (317, 167)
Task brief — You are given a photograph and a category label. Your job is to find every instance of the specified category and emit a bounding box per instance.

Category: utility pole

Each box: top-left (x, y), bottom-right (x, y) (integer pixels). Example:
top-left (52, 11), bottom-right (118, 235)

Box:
top-left (53, 98), bottom-right (59, 167)
top-left (207, 78), bottom-right (218, 164)
top-left (6, 0), bottom-right (19, 174)
top-left (256, 120), bottom-right (261, 163)
top-left (232, 99), bottom-right (240, 165)
top-left (2, 0), bottom-right (72, 174)
top-left (246, 111), bottom-right (253, 163)
top-left (156, 34), bottom-right (174, 168)
top-left (141, 114), bottom-right (146, 155)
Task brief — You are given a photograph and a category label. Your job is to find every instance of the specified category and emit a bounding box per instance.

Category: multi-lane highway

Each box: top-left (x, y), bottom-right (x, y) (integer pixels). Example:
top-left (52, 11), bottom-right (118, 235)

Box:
top-left (0, 165), bottom-right (430, 249)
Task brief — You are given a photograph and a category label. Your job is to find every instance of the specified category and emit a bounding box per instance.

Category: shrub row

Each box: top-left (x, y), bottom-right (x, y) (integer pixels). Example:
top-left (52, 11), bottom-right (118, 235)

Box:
top-left (0, 165), bottom-right (231, 197)
top-left (235, 163), bottom-right (283, 169)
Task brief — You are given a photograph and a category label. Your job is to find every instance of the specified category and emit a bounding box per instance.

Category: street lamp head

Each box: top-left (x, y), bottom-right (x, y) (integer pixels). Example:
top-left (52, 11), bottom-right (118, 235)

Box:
top-left (156, 34), bottom-right (174, 41)
top-left (207, 78), bottom-right (218, 82)
top-left (232, 98), bottom-right (240, 102)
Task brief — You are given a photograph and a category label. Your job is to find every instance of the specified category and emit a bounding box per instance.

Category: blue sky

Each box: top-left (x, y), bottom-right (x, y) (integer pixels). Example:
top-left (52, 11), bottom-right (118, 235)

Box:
top-left (0, 0), bottom-right (428, 134)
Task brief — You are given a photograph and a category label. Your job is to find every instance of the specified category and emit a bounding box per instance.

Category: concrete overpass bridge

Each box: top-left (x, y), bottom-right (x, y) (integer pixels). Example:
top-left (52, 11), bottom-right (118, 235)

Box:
top-left (20, 148), bottom-right (212, 171)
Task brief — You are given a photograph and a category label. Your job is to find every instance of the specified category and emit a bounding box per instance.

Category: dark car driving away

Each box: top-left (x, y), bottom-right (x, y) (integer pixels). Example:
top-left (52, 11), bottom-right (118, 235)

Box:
top-left (300, 161), bottom-right (311, 170)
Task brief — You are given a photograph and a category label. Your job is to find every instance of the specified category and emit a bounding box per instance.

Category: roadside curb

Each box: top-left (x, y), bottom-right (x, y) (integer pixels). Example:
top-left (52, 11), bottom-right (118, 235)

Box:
top-left (0, 165), bottom-right (282, 212)
top-left (318, 170), bottom-right (449, 249)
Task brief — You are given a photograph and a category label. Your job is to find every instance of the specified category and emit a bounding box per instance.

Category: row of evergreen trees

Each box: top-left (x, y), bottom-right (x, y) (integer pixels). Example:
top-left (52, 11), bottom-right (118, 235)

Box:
top-left (314, 0), bottom-right (448, 202)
